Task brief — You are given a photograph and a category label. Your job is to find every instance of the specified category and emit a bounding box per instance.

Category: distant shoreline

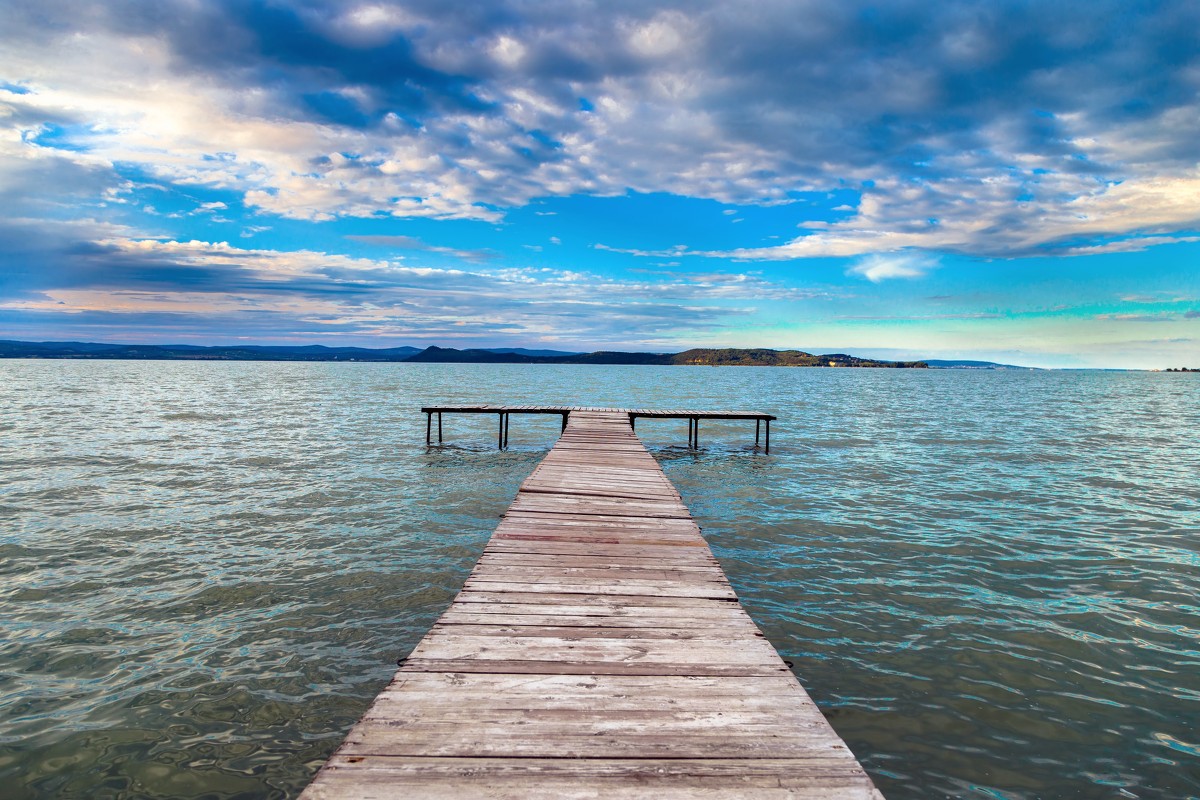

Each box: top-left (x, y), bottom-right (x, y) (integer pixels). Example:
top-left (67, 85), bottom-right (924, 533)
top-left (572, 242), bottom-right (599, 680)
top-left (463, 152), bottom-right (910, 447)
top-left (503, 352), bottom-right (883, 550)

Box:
top-left (0, 340), bottom-right (931, 368)
top-left (0, 341), bottom-right (1101, 370)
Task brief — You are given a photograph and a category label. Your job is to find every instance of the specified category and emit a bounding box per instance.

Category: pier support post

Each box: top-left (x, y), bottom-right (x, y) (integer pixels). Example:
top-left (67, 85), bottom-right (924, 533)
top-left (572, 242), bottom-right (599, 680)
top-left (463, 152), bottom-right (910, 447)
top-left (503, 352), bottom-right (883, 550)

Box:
top-left (756, 418), bottom-right (760, 446)
top-left (425, 412), bottom-right (431, 446)
top-left (561, 412), bottom-right (568, 433)
top-left (498, 413), bottom-right (504, 449)
top-left (765, 419), bottom-right (770, 455)
top-left (438, 412), bottom-right (443, 444)
top-left (504, 412), bottom-right (510, 448)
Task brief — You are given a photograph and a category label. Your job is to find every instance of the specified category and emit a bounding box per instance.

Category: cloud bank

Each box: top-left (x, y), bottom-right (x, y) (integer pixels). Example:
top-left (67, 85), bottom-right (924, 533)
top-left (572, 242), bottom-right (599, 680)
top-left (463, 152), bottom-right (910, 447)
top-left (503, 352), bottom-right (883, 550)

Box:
top-left (4, 0), bottom-right (1200, 257)
top-left (0, 216), bottom-right (799, 347)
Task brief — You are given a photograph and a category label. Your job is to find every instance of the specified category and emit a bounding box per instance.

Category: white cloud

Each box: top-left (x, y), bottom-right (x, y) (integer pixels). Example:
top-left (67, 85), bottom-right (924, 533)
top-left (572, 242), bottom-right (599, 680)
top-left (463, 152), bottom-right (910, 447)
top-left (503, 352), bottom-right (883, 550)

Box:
top-left (329, 5), bottom-right (422, 46)
top-left (0, 222), bottom-right (818, 346)
top-left (847, 253), bottom-right (938, 282)
top-left (626, 12), bottom-right (690, 58)
top-left (1063, 235), bottom-right (1200, 256)
top-left (594, 242), bottom-right (690, 257)
top-left (345, 234), bottom-right (496, 262)
top-left (490, 35), bottom-right (527, 68)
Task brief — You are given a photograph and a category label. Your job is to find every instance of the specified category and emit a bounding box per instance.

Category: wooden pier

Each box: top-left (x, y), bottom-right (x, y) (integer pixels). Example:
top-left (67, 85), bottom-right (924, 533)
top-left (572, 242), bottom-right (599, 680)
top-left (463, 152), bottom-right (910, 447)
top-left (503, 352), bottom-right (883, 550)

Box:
top-left (302, 409), bottom-right (879, 799)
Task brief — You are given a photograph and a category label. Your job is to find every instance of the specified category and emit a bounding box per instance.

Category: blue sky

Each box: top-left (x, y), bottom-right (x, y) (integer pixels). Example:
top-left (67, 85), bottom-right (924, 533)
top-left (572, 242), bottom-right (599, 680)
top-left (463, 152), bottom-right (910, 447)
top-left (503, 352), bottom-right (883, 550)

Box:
top-left (1, 1), bottom-right (1198, 368)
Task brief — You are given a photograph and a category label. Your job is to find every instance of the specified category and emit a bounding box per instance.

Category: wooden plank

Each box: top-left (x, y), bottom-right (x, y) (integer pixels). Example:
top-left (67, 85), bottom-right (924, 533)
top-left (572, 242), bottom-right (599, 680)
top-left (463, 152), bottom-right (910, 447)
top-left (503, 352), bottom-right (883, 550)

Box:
top-left (441, 602), bottom-right (754, 619)
top-left (395, 657), bottom-right (790, 677)
top-left (362, 697), bottom-right (826, 722)
top-left (339, 729), bottom-right (844, 758)
top-left (427, 623), bottom-right (760, 639)
top-left (435, 612), bottom-right (759, 628)
top-left (475, 556), bottom-right (722, 572)
top-left (450, 590), bottom-right (743, 609)
top-left (469, 565), bottom-right (730, 582)
top-left (373, 673), bottom-right (810, 697)
top-left (305, 758), bottom-right (871, 800)
top-left (407, 635), bottom-right (782, 664)
top-left (482, 540), bottom-right (720, 559)
top-left (460, 580), bottom-right (737, 599)
top-left (498, 514), bottom-right (703, 531)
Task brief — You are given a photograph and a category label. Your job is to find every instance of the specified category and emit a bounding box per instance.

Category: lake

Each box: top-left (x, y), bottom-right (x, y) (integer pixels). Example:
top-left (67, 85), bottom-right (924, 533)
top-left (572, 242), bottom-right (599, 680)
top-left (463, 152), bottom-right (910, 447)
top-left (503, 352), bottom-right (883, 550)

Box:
top-left (1, 360), bottom-right (1197, 798)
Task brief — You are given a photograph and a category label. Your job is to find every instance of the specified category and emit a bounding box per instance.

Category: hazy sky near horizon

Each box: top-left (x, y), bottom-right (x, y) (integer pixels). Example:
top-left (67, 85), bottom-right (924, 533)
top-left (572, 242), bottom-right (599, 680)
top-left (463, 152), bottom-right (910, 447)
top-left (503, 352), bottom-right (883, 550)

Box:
top-left (2, 0), bottom-right (1199, 367)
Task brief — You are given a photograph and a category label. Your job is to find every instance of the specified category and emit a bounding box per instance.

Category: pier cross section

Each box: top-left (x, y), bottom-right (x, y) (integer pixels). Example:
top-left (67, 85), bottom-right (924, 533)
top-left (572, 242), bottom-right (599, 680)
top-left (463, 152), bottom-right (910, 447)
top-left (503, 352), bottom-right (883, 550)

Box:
top-left (302, 409), bottom-right (880, 799)
top-left (422, 404), bottom-right (775, 453)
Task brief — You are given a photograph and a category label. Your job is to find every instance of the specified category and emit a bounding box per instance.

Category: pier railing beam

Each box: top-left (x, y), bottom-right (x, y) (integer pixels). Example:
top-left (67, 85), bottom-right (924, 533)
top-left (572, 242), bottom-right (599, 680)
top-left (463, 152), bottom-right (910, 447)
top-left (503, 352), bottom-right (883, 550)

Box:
top-left (422, 406), bottom-right (775, 453)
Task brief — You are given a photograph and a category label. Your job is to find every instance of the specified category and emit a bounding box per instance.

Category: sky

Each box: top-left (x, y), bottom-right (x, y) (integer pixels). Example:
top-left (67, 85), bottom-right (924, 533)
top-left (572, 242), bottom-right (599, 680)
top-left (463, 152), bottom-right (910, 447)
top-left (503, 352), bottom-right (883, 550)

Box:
top-left (2, 1), bottom-right (1199, 368)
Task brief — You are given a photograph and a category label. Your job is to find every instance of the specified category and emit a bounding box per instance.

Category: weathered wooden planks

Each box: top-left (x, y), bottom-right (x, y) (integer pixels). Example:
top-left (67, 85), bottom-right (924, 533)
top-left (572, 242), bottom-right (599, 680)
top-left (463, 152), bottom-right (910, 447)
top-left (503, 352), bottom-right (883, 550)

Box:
top-left (302, 409), bottom-right (878, 799)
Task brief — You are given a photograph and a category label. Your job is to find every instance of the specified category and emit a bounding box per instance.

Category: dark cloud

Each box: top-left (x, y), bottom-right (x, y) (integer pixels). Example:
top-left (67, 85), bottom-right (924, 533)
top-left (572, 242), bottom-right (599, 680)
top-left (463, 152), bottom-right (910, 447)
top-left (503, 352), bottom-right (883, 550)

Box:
top-left (13, 2), bottom-right (1196, 162)
top-left (5, 0), bottom-right (1200, 251)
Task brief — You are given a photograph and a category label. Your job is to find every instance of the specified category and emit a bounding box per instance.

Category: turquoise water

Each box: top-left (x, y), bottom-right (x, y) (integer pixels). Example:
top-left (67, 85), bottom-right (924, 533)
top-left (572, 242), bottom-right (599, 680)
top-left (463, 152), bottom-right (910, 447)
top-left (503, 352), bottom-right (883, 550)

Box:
top-left (1, 360), bottom-right (1198, 799)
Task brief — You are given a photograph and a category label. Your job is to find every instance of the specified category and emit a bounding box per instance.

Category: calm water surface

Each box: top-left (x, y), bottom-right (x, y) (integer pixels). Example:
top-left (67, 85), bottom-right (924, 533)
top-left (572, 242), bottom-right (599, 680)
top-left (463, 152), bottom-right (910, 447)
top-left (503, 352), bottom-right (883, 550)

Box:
top-left (1, 361), bottom-right (1197, 799)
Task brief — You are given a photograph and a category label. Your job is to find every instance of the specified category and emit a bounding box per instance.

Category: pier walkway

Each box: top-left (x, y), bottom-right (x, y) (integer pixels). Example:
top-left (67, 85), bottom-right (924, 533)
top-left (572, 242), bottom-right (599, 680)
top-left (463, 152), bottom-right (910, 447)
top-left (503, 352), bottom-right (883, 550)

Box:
top-left (302, 409), bottom-right (879, 799)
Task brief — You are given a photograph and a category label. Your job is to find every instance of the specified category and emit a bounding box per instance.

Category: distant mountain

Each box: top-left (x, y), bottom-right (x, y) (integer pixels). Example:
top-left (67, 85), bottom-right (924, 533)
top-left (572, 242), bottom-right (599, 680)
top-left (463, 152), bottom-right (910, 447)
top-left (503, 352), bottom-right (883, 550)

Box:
top-left (0, 340), bottom-right (131, 356)
top-left (1, 340), bottom-right (927, 368)
top-left (403, 347), bottom-right (670, 364)
top-left (923, 359), bottom-right (1036, 370)
top-left (0, 340), bottom-right (420, 361)
top-left (227, 344), bottom-right (422, 359)
top-left (481, 347), bottom-right (583, 358)
top-left (404, 346), bottom-right (541, 363)
top-left (669, 348), bottom-right (926, 368)
top-left (568, 351), bottom-right (673, 365)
